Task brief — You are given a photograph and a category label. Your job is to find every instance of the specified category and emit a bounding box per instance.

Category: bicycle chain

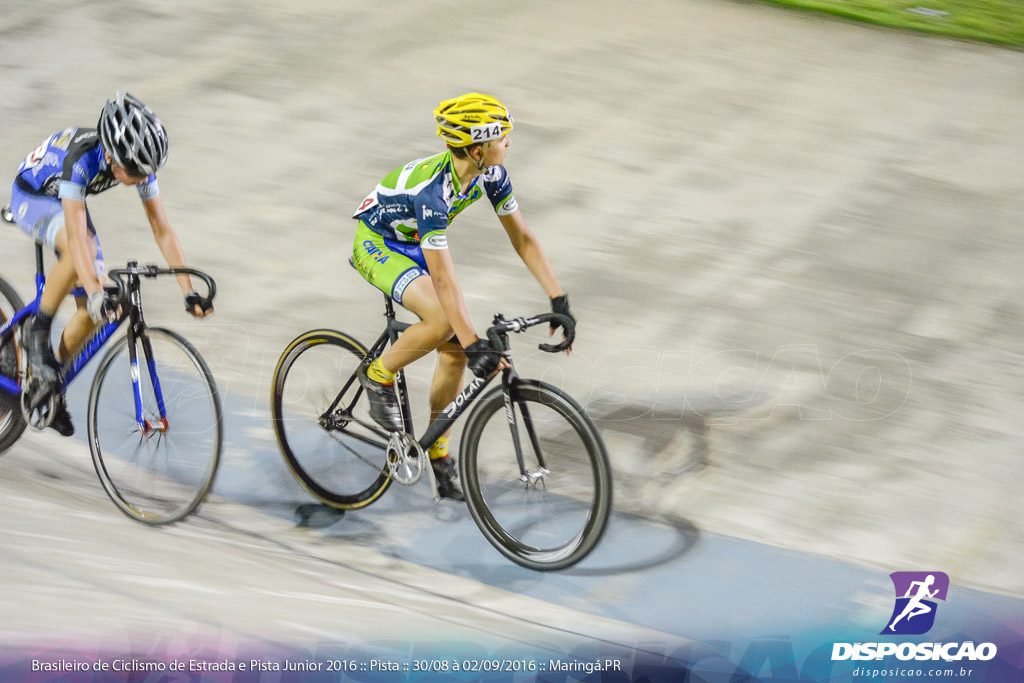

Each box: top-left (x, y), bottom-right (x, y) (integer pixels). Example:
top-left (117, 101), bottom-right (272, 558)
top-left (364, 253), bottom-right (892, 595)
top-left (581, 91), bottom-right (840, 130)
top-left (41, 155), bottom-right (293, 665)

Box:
top-left (325, 428), bottom-right (392, 473)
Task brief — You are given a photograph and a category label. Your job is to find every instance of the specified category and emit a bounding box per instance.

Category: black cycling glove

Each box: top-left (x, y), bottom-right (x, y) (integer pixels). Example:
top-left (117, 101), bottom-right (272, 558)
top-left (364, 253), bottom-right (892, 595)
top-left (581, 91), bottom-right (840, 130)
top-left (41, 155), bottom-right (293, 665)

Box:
top-left (185, 290), bottom-right (213, 316)
top-left (464, 338), bottom-right (502, 379)
top-left (550, 294), bottom-right (575, 335)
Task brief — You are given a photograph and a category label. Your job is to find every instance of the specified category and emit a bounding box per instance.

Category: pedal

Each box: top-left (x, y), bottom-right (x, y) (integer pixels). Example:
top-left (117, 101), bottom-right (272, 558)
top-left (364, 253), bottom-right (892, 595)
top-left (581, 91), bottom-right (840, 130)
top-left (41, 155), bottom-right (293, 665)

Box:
top-left (385, 432), bottom-right (424, 485)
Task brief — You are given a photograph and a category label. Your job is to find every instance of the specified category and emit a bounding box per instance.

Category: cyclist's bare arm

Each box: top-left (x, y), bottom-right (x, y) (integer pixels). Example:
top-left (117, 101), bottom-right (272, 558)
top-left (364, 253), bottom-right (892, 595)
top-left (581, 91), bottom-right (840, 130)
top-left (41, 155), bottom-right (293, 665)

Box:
top-left (143, 196), bottom-right (212, 317)
top-left (498, 209), bottom-right (563, 299)
top-left (143, 196), bottom-right (188, 293)
top-left (422, 247), bottom-right (477, 347)
top-left (61, 198), bottom-right (104, 295)
top-left (499, 209), bottom-right (572, 352)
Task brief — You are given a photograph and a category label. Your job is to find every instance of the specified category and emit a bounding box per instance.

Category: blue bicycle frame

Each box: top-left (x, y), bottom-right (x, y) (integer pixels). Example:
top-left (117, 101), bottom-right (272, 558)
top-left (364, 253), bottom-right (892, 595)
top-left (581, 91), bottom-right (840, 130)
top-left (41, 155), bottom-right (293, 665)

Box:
top-left (0, 244), bottom-right (170, 429)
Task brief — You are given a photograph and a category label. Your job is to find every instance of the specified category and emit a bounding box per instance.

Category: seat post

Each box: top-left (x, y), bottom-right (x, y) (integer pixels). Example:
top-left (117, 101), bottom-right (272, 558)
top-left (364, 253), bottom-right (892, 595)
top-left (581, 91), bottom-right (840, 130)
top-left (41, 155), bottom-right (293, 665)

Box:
top-left (35, 243), bottom-right (44, 276)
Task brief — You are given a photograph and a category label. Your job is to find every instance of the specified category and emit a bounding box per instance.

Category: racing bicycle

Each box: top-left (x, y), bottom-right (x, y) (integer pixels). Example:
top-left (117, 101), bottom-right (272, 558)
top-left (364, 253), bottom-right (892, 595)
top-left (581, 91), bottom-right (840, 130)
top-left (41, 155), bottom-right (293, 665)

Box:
top-left (0, 205), bottom-right (222, 524)
top-left (270, 294), bottom-right (612, 571)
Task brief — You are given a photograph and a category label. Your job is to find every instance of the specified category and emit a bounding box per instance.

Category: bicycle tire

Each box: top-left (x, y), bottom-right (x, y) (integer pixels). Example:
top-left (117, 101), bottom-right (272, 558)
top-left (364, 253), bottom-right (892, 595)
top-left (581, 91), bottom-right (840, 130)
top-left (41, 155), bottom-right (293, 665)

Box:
top-left (88, 327), bottom-right (222, 524)
top-left (0, 276), bottom-right (27, 454)
top-left (460, 379), bottom-right (612, 571)
top-left (271, 329), bottom-right (392, 509)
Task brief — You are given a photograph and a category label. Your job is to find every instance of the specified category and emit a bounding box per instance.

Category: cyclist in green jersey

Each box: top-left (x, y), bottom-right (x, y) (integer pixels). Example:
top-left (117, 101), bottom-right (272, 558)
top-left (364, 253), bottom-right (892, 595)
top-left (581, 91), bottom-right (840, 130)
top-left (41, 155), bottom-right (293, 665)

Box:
top-left (351, 93), bottom-right (574, 501)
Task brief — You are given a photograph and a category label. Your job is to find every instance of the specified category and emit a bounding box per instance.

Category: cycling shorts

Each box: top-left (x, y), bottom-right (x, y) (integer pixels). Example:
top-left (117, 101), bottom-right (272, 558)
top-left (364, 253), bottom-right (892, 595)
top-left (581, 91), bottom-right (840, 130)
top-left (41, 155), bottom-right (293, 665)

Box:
top-left (352, 221), bottom-right (428, 305)
top-left (9, 185), bottom-right (106, 281)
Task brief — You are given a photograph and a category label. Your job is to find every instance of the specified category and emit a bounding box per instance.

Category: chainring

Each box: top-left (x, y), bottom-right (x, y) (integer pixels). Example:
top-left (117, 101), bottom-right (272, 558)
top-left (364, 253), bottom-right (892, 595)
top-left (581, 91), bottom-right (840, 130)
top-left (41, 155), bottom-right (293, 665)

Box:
top-left (386, 432), bottom-right (424, 486)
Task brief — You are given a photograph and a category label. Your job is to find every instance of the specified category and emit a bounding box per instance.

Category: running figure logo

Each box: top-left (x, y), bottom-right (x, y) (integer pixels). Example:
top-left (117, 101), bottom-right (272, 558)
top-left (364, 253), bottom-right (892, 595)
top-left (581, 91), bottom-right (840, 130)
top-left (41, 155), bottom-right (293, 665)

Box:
top-left (882, 572), bottom-right (950, 635)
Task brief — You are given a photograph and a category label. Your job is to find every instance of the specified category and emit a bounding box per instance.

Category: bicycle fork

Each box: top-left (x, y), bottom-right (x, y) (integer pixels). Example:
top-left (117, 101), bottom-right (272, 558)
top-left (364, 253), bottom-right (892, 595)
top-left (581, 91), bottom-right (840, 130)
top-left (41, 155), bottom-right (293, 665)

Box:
top-left (503, 383), bottom-right (550, 489)
top-left (497, 330), bottom-right (549, 489)
top-left (129, 332), bottom-right (169, 436)
top-left (123, 282), bottom-right (168, 437)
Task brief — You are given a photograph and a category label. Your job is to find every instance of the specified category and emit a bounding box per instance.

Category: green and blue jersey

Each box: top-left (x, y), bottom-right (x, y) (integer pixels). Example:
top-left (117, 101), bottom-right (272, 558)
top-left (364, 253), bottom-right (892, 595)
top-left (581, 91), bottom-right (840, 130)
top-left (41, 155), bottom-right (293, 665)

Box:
top-left (352, 150), bottom-right (517, 250)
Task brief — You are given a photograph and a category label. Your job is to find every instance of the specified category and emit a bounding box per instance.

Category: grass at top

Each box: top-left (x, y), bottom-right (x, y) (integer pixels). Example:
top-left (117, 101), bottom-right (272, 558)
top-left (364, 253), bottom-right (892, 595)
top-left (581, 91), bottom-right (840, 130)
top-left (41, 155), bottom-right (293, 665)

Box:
top-left (754, 0), bottom-right (1024, 46)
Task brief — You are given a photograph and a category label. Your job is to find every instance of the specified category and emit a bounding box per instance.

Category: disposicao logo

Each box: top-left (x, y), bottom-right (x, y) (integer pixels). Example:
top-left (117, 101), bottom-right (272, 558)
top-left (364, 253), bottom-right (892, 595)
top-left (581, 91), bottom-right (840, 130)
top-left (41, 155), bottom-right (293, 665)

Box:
top-left (831, 571), bottom-right (998, 662)
top-left (882, 571), bottom-right (949, 635)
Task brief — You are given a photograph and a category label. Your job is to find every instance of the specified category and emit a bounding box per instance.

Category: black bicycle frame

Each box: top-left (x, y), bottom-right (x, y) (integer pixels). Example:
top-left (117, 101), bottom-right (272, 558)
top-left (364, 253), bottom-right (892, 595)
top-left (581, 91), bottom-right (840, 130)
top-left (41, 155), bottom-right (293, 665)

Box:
top-left (332, 296), bottom-right (497, 449)
top-left (323, 297), bottom-right (571, 481)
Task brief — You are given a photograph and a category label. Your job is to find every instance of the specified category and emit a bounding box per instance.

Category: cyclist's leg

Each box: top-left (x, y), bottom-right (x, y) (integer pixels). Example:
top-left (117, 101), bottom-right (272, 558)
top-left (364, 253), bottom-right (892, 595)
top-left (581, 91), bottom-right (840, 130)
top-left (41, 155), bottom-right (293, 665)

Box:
top-left (429, 338), bottom-right (467, 429)
top-left (425, 338), bottom-right (467, 500)
top-left (9, 191), bottom-right (84, 435)
top-left (381, 276), bottom-right (455, 370)
top-left (352, 223), bottom-right (454, 370)
top-left (56, 298), bottom-right (92, 362)
top-left (353, 225), bottom-right (445, 431)
top-left (53, 214), bottom-right (105, 362)
top-left (9, 189), bottom-right (75, 315)
top-left (10, 191), bottom-right (73, 385)
top-left (40, 226), bottom-right (102, 437)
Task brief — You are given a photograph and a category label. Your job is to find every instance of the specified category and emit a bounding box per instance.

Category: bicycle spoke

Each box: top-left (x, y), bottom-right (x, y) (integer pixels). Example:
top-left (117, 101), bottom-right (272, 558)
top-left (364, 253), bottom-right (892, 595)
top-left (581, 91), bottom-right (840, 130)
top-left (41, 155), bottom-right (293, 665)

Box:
top-left (271, 330), bottom-right (391, 508)
top-left (89, 328), bottom-right (221, 524)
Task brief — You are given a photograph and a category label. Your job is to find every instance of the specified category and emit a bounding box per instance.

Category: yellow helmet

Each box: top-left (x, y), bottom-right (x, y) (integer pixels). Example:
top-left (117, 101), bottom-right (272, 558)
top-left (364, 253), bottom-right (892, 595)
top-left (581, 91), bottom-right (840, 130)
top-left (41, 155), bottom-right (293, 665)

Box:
top-left (433, 93), bottom-right (514, 148)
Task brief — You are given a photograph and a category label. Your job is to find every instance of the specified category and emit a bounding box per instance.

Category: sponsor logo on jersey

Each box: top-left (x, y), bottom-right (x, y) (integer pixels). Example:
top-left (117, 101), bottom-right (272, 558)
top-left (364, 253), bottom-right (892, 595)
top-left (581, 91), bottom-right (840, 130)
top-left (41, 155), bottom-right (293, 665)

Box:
top-left (361, 240), bottom-right (390, 264)
top-left (393, 268), bottom-right (422, 301)
top-left (87, 173), bottom-right (118, 195)
top-left (52, 129), bottom-right (74, 151)
top-left (74, 131), bottom-right (98, 144)
top-left (32, 153), bottom-right (59, 176)
top-left (138, 181), bottom-right (158, 200)
top-left (423, 233), bottom-right (448, 249)
top-left (421, 206), bottom-right (441, 220)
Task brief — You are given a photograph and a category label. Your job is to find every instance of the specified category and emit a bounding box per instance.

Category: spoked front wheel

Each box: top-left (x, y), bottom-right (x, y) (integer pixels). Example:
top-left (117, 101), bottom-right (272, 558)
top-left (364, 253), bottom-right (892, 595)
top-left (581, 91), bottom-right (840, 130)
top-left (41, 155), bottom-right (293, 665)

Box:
top-left (460, 379), bottom-right (612, 571)
top-left (271, 329), bottom-right (392, 509)
top-left (88, 327), bottom-right (223, 524)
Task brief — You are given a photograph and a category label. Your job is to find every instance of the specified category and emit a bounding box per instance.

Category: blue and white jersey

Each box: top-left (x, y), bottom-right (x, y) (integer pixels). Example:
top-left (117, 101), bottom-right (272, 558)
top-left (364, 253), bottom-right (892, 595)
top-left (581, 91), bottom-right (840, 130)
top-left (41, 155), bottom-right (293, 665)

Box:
top-left (353, 149), bottom-right (517, 250)
top-left (14, 127), bottom-right (159, 202)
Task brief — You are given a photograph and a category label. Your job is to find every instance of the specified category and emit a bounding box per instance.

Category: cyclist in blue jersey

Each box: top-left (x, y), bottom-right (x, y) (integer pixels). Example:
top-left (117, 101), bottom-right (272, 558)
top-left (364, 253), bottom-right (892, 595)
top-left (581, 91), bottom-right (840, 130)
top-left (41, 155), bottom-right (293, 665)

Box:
top-left (352, 93), bottom-right (574, 500)
top-left (7, 92), bottom-right (213, 436)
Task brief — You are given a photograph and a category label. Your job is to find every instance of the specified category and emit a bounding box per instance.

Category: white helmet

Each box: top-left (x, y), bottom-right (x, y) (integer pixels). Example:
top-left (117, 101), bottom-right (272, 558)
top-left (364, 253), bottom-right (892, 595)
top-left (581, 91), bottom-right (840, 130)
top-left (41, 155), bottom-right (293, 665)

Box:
top-left (97, 92), bottom-right (169, 177)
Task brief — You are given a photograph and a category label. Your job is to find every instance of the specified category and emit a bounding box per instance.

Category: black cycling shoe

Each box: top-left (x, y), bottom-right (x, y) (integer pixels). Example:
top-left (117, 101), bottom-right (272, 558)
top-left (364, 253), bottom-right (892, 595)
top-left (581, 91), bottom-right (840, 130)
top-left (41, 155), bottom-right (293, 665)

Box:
top-left (356, 361), bottom-right (404, 432)
top-left (23, 324), bottom-right (62, 386)
top-left (48, 399), bottom-right (75, 437)
top-left (431, 455), bottom-right (465, 502)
